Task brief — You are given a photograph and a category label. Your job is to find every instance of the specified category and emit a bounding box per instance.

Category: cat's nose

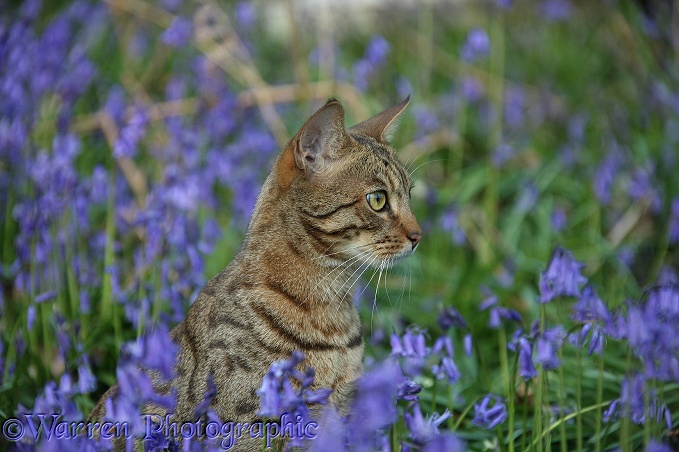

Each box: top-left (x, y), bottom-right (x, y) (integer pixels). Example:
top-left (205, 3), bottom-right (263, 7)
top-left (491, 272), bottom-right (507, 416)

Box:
top-left (407, 230), bottom-right (422, 248)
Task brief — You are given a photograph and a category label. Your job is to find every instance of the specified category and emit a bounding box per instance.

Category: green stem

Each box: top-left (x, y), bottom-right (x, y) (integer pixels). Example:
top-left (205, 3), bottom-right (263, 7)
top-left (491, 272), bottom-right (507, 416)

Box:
top-left (595, 348), bottom-right (605, 452)
top-left (576, 344), bottom-right (583, 451)
top-left (534, 304), bottom-right (546, 452)
top-left (101, 171), bottom-right (120, 345)
top-left (558, 348), bottom-right (567, 452)
top-left (527, 400), bottom-right (613, 451)
top-left (498, 327), bottom-right (515, 452)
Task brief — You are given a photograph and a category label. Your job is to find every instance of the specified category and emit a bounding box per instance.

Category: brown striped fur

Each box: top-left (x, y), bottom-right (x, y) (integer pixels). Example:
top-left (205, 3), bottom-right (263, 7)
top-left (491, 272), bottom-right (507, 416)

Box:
top-left (90, 97), bottom-right (421, 450)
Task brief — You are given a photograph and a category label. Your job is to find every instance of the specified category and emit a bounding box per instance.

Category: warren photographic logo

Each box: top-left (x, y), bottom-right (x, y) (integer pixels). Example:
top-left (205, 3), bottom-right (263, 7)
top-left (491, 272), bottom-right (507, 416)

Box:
top-left (2, 412), bottom-right (318, 450)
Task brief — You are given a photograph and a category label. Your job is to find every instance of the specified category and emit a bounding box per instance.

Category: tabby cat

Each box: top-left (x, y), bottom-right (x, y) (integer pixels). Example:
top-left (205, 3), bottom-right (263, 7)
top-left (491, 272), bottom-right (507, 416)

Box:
top-left (90, 97), bottom-right (422, 449)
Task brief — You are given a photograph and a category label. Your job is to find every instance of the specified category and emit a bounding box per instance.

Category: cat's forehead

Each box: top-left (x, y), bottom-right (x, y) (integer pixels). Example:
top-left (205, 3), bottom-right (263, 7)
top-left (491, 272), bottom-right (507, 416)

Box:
top-left (348, 131), bottom-right (413, 189)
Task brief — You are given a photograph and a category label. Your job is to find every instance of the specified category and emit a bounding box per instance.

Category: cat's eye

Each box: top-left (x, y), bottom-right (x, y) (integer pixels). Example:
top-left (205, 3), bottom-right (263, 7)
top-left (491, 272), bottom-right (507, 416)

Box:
top-left (366, 191), bottom-right (387, 211)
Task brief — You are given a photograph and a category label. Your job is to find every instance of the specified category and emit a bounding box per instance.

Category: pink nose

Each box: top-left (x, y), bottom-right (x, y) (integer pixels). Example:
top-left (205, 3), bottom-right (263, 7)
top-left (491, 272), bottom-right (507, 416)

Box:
top-left (407, 230), bottom-right (422, 248)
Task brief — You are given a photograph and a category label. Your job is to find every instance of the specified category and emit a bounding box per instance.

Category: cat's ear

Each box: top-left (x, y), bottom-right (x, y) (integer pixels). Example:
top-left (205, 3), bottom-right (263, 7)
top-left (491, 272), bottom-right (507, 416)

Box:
top-left (294, 99), bottom-right (347, 174)
top-left (349, 95), bottom-right (410, 143)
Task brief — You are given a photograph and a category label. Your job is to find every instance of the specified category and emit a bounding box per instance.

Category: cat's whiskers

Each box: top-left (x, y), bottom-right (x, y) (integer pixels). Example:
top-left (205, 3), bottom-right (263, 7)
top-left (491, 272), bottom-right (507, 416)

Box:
top-left (312, 242), bottom-right (373, 262)
top-left (304, 249), bottom-right (374, 306)
top-left (407, 158), bottom-right (446, 177)
top-left (370, 259), bottom-right (389, 335)
top-left (325, 252), bottom-right (379, 312)
top-left (321, 250), bottom-right (374, 303)
top-left (334, 253), bottom-right (381, 316)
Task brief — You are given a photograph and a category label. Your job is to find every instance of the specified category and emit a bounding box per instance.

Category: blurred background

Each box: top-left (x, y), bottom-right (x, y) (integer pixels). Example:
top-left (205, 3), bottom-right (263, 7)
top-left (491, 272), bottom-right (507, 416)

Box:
top-left (1, 0), bottom-right (679, 449)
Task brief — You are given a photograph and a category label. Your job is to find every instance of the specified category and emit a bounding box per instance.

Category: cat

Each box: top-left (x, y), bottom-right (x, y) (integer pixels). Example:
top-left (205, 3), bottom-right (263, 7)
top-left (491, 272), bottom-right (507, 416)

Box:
top-left (89, 96), bottom-right (422, 450)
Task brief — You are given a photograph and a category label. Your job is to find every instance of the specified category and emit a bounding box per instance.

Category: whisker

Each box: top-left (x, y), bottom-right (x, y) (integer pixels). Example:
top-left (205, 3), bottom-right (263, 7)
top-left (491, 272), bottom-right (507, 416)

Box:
top-left (408, 158), bottom-right (446, 177)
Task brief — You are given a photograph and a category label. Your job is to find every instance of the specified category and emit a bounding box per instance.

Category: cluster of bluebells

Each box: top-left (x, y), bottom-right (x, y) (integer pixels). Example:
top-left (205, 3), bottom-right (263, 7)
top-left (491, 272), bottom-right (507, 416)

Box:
top-left (1, 0), bottom-right (277, 414)
top-left (257, 351), bottom-right (332, 448)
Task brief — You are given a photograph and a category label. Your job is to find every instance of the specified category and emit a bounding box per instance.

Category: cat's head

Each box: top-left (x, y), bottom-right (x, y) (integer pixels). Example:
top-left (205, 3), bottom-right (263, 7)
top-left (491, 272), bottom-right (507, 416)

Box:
top-left (272, 97), bottom-right (421, 269)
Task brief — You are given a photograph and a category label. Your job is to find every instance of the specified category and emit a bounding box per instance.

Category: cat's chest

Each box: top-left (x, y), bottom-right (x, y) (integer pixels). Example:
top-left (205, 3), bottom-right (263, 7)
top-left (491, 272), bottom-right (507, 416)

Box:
top-left (304, 345), bottom-right (364, 389)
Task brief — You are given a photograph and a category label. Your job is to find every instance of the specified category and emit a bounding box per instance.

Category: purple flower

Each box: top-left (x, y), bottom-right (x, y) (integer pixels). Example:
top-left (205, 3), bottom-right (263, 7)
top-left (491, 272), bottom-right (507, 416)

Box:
top-left (193, 374), bottom-right (217, 418)
top-left (422, 435), bottom-right (466, 452)
top-left (432, 356), bottom-right (461, 384)
top-left (113, 108), bottom-right (147, 159)
top-left (161, 16), bottom-right (193, 47)
top-left (572, 284), bottom-right (612, 324)
top-left (437, 306), bottom-right (468, 331)
top-left (235, 2), bottom-right (256, 29)
top-left (257, 350), bottom-right (331, 430)
top-left (492, 143), bottom-right (515, 168)
top-left (404, 403), bottom-right (452, 447)
top-left (539, 246), bottom-right (587, 303)
top-left (439, 207), bottom-right (466, 245)
top-left (351, 361), bottom-right (403, 437)
top-left (472, 394), bottom-right (508, 429)
top-left (461, 76), bottom-right (484, 102)
top-left (511, 335), bottom-right (538, 379)
top-left (504, 87), bottom-right (525, 129)
top-left (551, 207), bottom-right (567, 231)
top-left (535, 326), bottom-right (565, 370)
top-left (461, 28), bottom-right (490, 62)
top-left (593, 150), bottom-right (623, 205)
top-left (646, 441), bottom-right (674, 452)
top-left (604, 374), bottom-right (672, 430)
top-left (517, 183), bottom-right (539, 213)
top-left (464, 333), bottom-right (473, 357)
top-left (353, 35), bottom-right (390, 92)
top-left (479, 288), bottom-right (522, 328)
top-left (541, 0), bottom-right (572, 21)
top-left (397, 378), bottom-right (422, 402)
top-left (669, 198), bottom-right (679, 245)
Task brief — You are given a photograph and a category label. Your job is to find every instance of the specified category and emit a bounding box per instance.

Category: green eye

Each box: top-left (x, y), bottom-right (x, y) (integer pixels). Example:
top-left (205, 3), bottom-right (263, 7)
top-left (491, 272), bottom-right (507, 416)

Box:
top-left (366, 191), bottom-right (387, 211)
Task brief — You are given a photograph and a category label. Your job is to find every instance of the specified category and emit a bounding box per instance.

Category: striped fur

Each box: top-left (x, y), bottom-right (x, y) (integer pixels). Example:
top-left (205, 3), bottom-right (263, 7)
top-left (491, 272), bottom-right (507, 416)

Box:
top-left (90, 98), bottom-right (421, 450)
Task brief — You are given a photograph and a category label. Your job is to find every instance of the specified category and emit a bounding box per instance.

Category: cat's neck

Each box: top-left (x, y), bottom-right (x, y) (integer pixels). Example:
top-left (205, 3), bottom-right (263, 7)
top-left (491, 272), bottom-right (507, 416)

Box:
top-left (239, 174), bottom-right (360, 310)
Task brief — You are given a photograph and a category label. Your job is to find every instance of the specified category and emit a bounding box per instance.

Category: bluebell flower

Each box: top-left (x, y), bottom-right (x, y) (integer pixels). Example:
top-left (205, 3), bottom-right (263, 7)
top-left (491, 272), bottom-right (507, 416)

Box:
top-left (422, 434), bottom-right (466, 452)
top-left (539, 246), bottom-right (587, 302)
top-left (472, 394), bottom-right (508, 429)
top-left (492, 143), bottom-right (515, 168)
top-left (541, 0), bottom-right (572, 21)
top-left (439, 207), bottom-right (466, 245)
top-left (390, 328), bottom-right (429, 376)
top-left (573, 285), bottom-right (610, 322)
top-left (464, 333), bottom-right (473, 357)
top-left (350, 361), bottom-right (403, 440)
top-left (353, 35), bottom-right (390, 92)
top-left (461, 28), bottom-right (490, 62)
top-left (432, 357), bottom-right (461, 384)
top-left (504, 87), bottom-right (525, 129)
top-left (113, 107), bottom-right (147, 159)
top-left (669, 198), bottom-right (679, 245)
top-left (404, 403), bottom-right (452, 447)
top-left (604, 373), bottom-right (672, 430)
top-left (160, 16), bottom-right (193, 47)
top-left (257, 350), bottom-right (331, 431)
top-left (509, 334), bottom-right (538, 379)
top-left (193, 374), bottom-right (217, 418)
top-left (551, 207), bottom-right (567, 231)
top-left (461, 76), bottom-right (484, 102)
top-left (397, 378), bottom-right (422, 402)
top-left (479, 288), bottom-right (522, 328)
top-left (535, 326), bottom-right (565, 370)
top-left (645, 440), bottom-right (674, 452)
top-left (593, 150), bottom-right (623, 205)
